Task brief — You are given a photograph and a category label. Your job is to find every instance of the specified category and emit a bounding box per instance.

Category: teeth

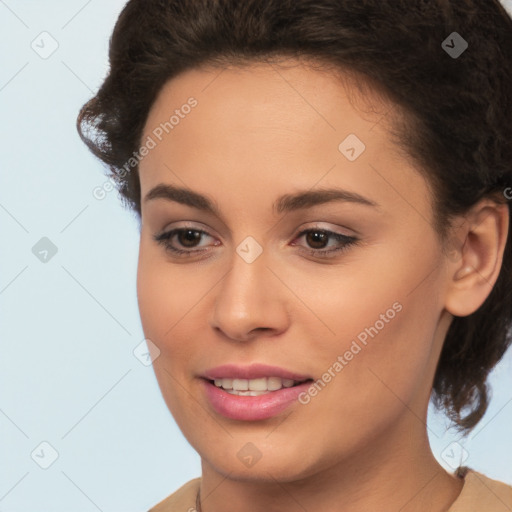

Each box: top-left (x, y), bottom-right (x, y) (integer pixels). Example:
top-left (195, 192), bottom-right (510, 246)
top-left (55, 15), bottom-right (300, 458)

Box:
top-left (213, 376), bottom-right (304, 392)
top-left (221, 378), bottom-right (233, 389)
top-left (248, 377), bottom-right (267, 391)
top-left (233, 378), bottom-right (249, 390)
top-left (267, 377), bottom-right (283, 391)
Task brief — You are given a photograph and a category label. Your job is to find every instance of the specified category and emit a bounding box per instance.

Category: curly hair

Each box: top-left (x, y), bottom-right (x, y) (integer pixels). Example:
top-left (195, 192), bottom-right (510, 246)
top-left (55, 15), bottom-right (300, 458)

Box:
top-left (77, 0), bottom-right (512, 434)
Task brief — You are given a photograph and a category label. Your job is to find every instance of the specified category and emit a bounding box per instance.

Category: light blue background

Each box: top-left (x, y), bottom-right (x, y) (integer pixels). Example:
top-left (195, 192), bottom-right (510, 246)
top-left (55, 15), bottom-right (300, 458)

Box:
top-left (1, 1), bottom-right (511, 511)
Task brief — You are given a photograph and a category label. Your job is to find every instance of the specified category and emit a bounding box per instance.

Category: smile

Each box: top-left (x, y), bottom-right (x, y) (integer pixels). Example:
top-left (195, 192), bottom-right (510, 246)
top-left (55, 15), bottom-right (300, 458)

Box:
top-left (211, 377), bottom-right (309, 396)
top-left (202, 378), bottom-right (314, 421)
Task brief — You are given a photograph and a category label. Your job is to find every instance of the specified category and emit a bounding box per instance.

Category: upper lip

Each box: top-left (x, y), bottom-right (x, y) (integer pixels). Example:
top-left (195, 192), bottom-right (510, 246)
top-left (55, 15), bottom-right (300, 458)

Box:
top-left (201, 363), bottom-right (313, 382)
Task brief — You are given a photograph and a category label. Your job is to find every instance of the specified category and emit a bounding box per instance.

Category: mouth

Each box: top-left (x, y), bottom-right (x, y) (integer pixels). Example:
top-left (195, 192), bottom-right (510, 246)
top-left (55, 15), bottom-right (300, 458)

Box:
top-left (200, 363), bottom-right (315, 419)
top-left (205, 376), bottom-right (314, 396)
top-left (201, 376), bottom-right (315, 421)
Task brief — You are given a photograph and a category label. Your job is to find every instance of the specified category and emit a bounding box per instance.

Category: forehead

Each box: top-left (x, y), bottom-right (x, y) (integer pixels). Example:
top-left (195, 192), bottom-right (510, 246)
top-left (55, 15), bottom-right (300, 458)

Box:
top-left (143, 60), bottom-right (391, 144)
top-left (138, 60), bottom-right (431, 225)
top-left (141, 61), bottom-right (396, 170)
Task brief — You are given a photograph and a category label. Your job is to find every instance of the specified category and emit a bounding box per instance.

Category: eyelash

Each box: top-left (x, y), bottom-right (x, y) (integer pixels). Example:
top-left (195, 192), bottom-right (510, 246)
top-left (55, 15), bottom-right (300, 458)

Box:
top-left (153, 226), bottom-right (359, 259)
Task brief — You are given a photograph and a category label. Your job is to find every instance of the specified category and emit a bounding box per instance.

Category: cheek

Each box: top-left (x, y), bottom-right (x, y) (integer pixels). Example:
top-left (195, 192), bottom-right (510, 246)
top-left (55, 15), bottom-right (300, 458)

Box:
top-left (136, 252), bottom-right (184, 387)
top-left (136, 248), bottom-right (171, 343)
top-left (296, 244), bottom-right (443, 415)
top-left (136, 240), bottom-right (216, 366)
top-left (136, 243), bottom-right (208, 426)
top-left (290, 291), bottom-right (439, 462)
top-left (137, 241), bottom-right (191, 342)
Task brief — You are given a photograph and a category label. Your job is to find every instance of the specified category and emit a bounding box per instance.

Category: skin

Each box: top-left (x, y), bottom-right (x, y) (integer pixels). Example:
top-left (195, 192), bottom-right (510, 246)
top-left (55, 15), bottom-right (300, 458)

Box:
top-left (136, 59), bottom-right (509, 512)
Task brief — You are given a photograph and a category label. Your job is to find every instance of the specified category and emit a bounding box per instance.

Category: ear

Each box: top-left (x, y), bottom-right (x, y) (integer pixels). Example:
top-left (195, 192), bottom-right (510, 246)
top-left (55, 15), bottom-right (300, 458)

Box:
top-left (444, 198), bottom-right (509, 317)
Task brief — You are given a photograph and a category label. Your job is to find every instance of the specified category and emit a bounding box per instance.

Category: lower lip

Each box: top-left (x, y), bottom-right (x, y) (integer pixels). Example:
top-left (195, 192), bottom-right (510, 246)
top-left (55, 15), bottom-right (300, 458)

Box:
top-left (201, 378), bottom-right (313, 421)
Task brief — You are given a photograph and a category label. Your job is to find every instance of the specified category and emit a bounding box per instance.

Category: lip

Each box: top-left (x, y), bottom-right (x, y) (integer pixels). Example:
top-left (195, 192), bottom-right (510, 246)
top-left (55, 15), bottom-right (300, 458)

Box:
top-left (201, 363), bottom-right (312, 381)
top-left (201, 378), bottom-right (314, 421)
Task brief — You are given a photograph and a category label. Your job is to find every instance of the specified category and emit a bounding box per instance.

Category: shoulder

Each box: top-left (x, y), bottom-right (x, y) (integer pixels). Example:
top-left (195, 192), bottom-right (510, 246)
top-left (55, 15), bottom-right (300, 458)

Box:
top-left (145, 470), bottom-right (512, 511)
top-left (148, 477), bottom-right (201, 512)
top-left (449, 467), bottom-right (512, 512)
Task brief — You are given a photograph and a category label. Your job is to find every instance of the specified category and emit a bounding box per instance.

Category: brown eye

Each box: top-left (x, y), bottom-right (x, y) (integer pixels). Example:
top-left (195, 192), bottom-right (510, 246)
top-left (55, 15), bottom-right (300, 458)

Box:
top-left (305, 230), bottom-right (330, 249)
top-left (292, 229), bottom-right (359, 258)
top-left (176, 229), bottom-right (203, 248)
top-left (153, 228), bottom-right (216, 257)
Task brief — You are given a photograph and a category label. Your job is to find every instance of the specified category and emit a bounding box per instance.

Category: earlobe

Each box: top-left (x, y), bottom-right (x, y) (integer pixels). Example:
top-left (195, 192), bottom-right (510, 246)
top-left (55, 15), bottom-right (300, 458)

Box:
top-left (444, 199), bottom-right (509, 317)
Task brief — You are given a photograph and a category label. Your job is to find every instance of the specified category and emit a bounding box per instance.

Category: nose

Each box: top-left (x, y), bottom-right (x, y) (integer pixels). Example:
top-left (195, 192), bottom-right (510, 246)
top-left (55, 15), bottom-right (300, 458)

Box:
top-left (209, 249), bottom-right (290, 342)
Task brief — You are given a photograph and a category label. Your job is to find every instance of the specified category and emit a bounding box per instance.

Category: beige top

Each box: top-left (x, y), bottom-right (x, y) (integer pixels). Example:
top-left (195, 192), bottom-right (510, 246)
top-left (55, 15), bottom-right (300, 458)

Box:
top-left (148, 467), bottom-right (512, 511)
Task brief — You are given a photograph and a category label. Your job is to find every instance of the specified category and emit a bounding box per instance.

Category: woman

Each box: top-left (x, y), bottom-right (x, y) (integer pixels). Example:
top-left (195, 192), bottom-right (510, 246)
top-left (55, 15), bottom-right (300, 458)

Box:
top-left (77, 0), bottom-right (512, 510)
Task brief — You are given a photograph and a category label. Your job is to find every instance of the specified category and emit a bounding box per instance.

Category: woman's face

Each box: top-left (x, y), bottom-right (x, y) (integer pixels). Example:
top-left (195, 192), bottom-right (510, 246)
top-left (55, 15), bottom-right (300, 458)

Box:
top-left (136, 60), bottom-right (453, 480)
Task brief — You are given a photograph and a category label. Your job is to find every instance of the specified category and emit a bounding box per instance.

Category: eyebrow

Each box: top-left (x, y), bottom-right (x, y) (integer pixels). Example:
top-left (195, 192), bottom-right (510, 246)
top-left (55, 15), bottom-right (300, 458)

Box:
top-left (144, 183), bottom-right (380, 216)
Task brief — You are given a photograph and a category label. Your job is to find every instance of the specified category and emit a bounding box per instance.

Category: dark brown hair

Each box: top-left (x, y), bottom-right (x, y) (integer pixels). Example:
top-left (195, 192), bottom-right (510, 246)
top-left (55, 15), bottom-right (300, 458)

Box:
top-left (77, 0), bottom-right (512, 434)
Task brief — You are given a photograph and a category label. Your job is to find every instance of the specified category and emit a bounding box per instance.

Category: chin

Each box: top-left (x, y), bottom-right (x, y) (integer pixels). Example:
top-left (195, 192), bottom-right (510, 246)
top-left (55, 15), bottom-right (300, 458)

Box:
top-left (197, 437), bottom-right (323, 483)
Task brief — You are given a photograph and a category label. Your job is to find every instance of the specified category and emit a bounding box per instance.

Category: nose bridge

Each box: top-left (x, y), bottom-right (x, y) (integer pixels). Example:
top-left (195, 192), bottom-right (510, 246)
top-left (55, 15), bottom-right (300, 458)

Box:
top-left (210, 243), bottom-right (289, 341)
